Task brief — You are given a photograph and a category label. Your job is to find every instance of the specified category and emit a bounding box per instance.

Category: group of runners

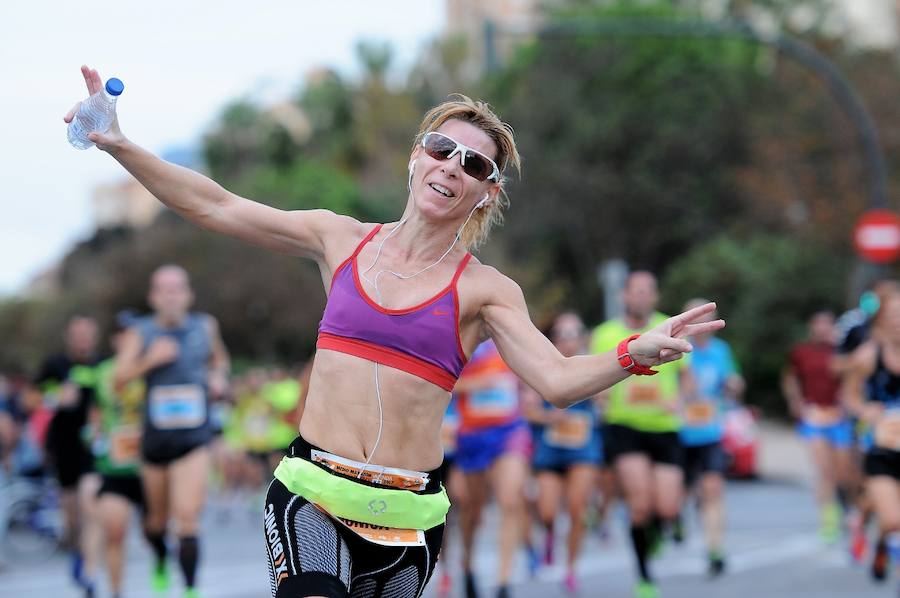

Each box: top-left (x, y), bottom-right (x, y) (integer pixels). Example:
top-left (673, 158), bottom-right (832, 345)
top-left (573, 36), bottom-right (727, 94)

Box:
top-left (433, 271), bottom-right (742, 598)
top-left (785, 280), bottom-right (900, 592)
top-left (0, 266), bottom-right (236, 598)
top-left (0, 265), bottom-right (316, 598)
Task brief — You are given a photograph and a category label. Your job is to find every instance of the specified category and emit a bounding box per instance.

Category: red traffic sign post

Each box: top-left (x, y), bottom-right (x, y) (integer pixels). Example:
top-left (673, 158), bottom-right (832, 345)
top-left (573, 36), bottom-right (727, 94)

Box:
top-left (854, 210), bottom-right (900, 264)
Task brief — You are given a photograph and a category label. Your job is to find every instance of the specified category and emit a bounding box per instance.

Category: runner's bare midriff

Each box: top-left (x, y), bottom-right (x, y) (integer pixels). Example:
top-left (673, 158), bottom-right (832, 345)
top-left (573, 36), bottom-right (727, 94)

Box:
top-left (299, 349), bottom-right (451, 471)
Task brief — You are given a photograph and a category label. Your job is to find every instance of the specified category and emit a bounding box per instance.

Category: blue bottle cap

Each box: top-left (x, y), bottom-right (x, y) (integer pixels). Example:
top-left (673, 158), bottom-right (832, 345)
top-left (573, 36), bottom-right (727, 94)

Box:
top-left (105, 78), bottom-right (125, 96)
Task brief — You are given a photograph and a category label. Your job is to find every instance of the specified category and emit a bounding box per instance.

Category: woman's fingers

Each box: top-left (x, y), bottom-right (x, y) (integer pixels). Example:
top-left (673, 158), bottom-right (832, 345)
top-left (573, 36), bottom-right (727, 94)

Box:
top-left (660, 336), bottom-right (693, 354)
top-left (683, 302), bottom-right (716, 321)
top-left (82, 65), bottom-right (102, 95)
top-left (658, 351), bottom-right (685, 364)
top-left (63, 101), bottom-right (81, 123)
top-left (681, 319), bottom-right (726, 337)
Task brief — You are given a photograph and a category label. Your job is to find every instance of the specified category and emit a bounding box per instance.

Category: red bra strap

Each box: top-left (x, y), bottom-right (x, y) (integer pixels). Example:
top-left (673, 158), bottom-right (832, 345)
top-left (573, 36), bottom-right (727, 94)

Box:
top-left (451, 253), bottom-right (473, 287)
top-left (350, 224), bottom-right (384, 261)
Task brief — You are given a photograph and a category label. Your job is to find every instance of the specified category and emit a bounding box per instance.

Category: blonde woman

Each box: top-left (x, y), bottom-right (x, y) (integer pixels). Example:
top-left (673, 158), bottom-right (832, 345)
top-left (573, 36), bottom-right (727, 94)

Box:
top-left (66, 65), bottom-right (723, 598)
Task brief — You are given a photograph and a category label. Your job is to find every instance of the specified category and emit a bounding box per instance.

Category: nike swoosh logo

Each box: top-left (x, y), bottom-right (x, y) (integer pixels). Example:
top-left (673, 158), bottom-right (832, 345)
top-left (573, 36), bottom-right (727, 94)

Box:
top-left (433, 309), bottom-right (450, 316)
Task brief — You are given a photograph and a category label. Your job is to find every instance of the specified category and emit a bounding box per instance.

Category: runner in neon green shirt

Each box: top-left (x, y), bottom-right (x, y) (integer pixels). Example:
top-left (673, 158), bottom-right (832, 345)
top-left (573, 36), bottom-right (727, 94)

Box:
top-left (590, 271), bottom-right (695, 598)
top-left (592, 312), bottom-right (685, 433)
top-left (90, 318), bottom-right (147, 598)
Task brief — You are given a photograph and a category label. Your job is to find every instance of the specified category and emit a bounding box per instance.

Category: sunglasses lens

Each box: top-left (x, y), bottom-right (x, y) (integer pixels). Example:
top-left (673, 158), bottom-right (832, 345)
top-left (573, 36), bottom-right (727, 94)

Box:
top-left (423, 134), bottom-right (495, 182)
top-left (424, 134), bottom-right (455, 160)
top-left (462, 151), bottom-right (491, 181)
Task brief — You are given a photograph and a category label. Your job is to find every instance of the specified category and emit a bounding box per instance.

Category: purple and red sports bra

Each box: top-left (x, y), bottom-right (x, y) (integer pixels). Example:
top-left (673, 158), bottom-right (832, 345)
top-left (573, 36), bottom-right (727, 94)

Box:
top-left (317, 224), bottom-right (472, 391)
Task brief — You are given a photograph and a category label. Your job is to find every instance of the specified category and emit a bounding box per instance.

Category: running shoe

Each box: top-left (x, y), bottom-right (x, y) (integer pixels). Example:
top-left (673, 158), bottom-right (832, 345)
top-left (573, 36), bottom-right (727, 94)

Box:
top-left (151, 561), bottom-right (171, 594)
top-left (184, 588), bottom-right (201, 598)
top-left (848, 512), bottom-right (868, 564)
top-left (820, 502), bottom-right (841, 545)
top-left (634, 580), bottom-right (660, 598)
top-left (872, 540), bottom-right (889, 582)
top-left (563, 571), bottom-right (579, 594)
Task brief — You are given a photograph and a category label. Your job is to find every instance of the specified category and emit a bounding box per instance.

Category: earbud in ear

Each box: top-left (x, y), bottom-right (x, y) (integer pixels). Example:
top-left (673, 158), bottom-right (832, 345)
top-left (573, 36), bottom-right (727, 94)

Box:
top-left (476, 194), bottom-right (490, 209)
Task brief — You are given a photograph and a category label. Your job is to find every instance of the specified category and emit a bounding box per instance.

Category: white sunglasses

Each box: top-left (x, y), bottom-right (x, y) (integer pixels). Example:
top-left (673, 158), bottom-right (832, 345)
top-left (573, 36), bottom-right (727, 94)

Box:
top-left (421, 132), bottom-right (500, 182)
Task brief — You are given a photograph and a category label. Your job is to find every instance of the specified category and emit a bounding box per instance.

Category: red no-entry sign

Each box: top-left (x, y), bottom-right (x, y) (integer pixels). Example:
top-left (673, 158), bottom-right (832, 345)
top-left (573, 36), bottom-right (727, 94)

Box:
top-left (854, 210), bottom-right (900, 264)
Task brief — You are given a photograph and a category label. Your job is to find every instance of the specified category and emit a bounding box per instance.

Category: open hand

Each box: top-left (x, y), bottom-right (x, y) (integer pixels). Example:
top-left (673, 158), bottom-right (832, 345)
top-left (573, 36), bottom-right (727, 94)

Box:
top-left (63, 65), bottom-right (126, 152)
top-left (628, 302), bottom-right (725, 368)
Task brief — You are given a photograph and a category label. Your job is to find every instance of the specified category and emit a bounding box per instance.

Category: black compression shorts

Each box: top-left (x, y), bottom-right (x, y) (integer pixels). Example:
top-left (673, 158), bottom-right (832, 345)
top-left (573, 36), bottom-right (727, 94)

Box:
top-left (604, 424), bottom-right (684, 467)
top-left (142, 441), bottom-right (207, 467)
top-left (864, 448), bottom-right (900, 481)
top-left (263, 436), bottom-right (444, 598)
top-left (683, 441), bottom-right (727, 486)
top-left (97, 475), bottom-right (145, 509)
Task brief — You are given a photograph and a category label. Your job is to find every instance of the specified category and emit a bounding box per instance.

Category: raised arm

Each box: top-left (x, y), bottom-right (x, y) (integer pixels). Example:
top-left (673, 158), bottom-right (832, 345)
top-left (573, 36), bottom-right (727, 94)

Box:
top-left (476, 268), bottom-right (724, 408)
top-left (64, 66), bottom-right (356, 260)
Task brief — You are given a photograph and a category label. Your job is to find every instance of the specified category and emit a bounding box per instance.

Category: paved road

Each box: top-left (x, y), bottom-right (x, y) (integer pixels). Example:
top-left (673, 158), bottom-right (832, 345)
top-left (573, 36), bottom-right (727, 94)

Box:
top-left (435, 478), bottom-right (895, 598)
top-left (0, 477), bottom-right (895, 598)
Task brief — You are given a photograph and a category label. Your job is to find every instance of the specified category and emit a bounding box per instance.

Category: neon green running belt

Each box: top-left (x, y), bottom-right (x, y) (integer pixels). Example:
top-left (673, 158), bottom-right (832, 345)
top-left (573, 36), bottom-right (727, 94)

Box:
top-left (273, 457), bottom-right (450, 530)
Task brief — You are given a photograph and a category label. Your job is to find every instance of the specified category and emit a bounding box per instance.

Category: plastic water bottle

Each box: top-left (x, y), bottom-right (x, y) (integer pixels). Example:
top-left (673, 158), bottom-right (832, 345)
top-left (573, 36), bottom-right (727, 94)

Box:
top-left (67, 77), bottom-right (124, 150)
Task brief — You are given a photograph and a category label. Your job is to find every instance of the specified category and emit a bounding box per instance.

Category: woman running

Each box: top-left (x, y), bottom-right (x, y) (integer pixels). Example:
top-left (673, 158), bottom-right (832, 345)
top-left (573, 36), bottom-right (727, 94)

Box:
top-left (523, 312), bottom-right (602, 593)
top-left (66, 65), bottom-right (724, 598)
top-left (843, 293), bottom-right (900, 585)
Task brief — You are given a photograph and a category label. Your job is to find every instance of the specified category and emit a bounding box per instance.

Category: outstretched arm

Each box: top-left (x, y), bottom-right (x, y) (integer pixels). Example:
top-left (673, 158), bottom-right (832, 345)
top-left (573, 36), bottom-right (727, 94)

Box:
top-left (64, 66), bottom-right (355, 260)
top-left (478, 270), bottom-right (724, 408)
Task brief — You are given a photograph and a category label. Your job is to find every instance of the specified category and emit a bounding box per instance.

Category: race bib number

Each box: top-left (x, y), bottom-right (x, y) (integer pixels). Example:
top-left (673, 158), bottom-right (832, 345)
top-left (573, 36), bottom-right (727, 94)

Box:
top-left (468, 382), bottom-right (518, 418)
top-left (316, 504), bottom-right (426, 547)
top-left (684, 401), bottom-right (716, 426)
top-left (627, 384), bottom-right (660, 405)
top-left (109, 425), bottom-right (141, 466)
top-left (875, 410), bottom-right (900, 451)
top-left (804, 405), bottom-right (842, 427)
top-left (544, 411), bottom-right (591, 449)
top-left (149, 384), bottom-right (206, 430)
top-left (310, 449), bottom-right (429, 492)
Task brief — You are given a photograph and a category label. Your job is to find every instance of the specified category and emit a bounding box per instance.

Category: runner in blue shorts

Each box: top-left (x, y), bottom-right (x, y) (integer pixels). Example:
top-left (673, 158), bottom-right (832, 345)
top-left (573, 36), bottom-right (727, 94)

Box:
top-left (679, 299), bottom-right (744, 578)
top-left (782, 310), bottom-right (853, 544)
top-left (455, 341), bottom-right (531, 598)
top-left (524, 313), bottom-right (601, 594)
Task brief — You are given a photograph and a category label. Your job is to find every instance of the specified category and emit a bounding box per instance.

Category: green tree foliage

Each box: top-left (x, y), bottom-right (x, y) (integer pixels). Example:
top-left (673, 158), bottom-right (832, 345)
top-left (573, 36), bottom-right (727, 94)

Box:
top-left (492, 1), bottom-right (762, 323)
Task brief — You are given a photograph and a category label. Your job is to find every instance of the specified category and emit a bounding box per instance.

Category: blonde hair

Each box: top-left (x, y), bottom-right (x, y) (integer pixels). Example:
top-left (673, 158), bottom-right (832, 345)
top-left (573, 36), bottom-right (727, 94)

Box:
top-left (413, 95), bottom-right (521, 250)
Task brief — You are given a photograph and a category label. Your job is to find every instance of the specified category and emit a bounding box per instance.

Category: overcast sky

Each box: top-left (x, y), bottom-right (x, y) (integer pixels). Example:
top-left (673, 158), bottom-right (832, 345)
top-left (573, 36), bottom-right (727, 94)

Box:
top-left (0, 1), bottom-right (444, 296)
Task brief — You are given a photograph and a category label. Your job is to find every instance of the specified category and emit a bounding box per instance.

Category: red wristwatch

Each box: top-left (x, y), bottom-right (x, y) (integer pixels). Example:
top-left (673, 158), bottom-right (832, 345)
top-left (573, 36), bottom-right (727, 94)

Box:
top-left (616, 334), bottom-right (658, 376)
